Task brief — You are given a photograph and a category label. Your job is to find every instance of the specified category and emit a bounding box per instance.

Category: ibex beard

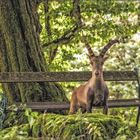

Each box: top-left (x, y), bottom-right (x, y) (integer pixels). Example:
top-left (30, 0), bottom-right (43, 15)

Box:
top-left (69, 39), bottom-right (119, 114)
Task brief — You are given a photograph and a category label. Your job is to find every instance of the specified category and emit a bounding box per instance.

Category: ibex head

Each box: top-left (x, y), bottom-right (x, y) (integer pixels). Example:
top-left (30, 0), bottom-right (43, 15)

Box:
top-left (84, 39), bottom-right (119, 78)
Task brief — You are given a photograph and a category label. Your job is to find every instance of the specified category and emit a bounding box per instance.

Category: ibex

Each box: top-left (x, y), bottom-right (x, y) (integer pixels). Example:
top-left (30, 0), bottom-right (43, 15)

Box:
top-left (69, 39), bottom-right (119, 114)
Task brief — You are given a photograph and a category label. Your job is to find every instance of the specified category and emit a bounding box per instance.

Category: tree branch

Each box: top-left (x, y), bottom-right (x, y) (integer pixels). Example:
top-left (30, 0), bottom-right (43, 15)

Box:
top-left (44, 0), bottom-right (52, 41)
top-left (71, 0), bottom-right (82, 26)
top-left (42, 0), bottom-right (83, 48)
top-left (49, 46), bottom-right (59, 63)
top-left (42, 24), bottom-right (82, 48)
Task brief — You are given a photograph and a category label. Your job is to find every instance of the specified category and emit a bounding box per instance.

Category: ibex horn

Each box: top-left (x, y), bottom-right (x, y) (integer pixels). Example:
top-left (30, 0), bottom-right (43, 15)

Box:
top-left (82, 36), bottom-right (96, 58)
top-left (100, 39), bottom-right (119, 57)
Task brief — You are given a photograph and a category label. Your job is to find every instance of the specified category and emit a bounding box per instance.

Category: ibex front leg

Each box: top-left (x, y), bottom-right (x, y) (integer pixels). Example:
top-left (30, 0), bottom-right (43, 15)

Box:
top-left (86, 89), bottom-right (94, 113)
top-left (103, 89), bottom-right (109, 115)
top-left (103, 103), bottom-right (108, 115)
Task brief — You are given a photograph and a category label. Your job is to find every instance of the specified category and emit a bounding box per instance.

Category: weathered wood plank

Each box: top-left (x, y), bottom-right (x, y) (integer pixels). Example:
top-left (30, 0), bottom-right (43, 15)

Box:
top-left (14, 99), bottom-right (140, 111)
top-left (0, 71), bottom-right (137, 83)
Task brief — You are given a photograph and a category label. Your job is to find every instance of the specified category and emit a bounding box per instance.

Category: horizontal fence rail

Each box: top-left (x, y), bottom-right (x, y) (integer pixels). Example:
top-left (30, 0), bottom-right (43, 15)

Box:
top-left (13, 99), bottom-right (140, 111)
top-left (0, 71), bottom-right (137, 83)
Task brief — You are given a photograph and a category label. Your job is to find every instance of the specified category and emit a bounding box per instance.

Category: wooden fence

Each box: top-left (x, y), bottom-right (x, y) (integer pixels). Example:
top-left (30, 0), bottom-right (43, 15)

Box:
top-left (0, 70), bottom-right (140, 126)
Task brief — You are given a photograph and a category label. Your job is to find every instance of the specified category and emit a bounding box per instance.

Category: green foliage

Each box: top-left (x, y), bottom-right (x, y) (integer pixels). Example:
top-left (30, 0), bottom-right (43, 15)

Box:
top-left (38, 0), bottom-right (140, 106)
top-left (3, 111), bottom-right (27, 129)
top-left (24, 108), bottom-right (39, 128)
top-left (40, 0), bottom-right (139, 46)
top-left (0, 1), bottom-right (140, 139)
top-left (0, 124), bottom-right (30, 140)
top-left (0, 112), bottom-right (139, 140)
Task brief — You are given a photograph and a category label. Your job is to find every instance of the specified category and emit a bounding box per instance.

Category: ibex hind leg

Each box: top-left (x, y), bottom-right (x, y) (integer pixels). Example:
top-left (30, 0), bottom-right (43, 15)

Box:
top-left (69, 100), bottom-right (78, 114)
top-left (69, 93), bottom-right (77, 114)
top-left (81, 106), bottom-right (86, 113)
top-left (69, 105), bottom-right (77, 114)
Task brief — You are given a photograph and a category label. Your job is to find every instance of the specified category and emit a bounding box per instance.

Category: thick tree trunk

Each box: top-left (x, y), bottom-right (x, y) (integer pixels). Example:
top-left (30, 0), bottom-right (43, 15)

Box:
top-left (0, 0), bottom-right (68, 104)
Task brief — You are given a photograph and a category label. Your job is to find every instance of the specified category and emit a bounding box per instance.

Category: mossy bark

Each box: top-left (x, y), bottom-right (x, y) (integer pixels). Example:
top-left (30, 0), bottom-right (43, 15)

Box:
top-left (0, 0), bottom-right (68, 104)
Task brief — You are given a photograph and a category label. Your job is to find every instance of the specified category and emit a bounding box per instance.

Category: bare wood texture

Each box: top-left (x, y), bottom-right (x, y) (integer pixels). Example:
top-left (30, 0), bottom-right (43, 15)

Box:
top-left (14, 99), bottom-right (140, 111)
top-left (0, 71), bottom-right (137, 83)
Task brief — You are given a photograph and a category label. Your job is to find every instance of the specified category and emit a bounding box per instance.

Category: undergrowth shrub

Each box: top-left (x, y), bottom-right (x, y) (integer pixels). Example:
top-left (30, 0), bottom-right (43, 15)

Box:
top-left (0, 111), bottom-right (139, 140)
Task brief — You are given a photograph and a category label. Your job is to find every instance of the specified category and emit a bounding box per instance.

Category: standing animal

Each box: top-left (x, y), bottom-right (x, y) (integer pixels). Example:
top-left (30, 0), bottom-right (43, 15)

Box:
top-left (69, 39), bottom-right (119, 114)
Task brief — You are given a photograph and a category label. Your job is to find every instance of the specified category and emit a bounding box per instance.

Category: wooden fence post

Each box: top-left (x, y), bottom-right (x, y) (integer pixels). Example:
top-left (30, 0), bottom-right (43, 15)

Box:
top-left (134, 68), bottom-right (140, 127)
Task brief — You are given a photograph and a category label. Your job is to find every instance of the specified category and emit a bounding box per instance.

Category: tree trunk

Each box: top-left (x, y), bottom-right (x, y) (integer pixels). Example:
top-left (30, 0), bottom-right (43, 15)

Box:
top-left (0, 0), bottom-right (68, 104)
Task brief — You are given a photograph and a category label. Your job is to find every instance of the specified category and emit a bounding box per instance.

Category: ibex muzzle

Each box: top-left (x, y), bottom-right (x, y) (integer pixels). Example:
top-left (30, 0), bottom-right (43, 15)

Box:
top-left (69, 38), bottom-right (119, 114)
